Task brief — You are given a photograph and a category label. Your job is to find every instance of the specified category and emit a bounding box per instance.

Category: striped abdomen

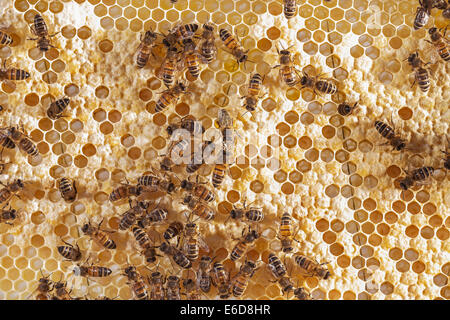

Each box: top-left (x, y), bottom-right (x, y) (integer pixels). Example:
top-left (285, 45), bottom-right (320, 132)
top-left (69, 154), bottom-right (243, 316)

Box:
top-left (283, 0), bottom-right (297, 19)
top-left (186, 53), bottom-right (200, 78)
top-left (219, 29), bottom-right (238, 50)
top-left (414, 8), bottom-right (429, 30)
top-left (47, 97), bottom-right (69, 119)
top-left (86, 266), bottom-right (112, 277)
top-left (164, 221), bottom-right (183, 240)
top-left (193, 185), bottom-right (215, 202)
top-left (232, 274), bottom-right (249, 297)
top-left (132, 225), bottom-right (151, 248)
top-left (201, 40), bottom-right (216, 64)
top-left (138, 175), bottom-right (159, 187)
top-left (435, 38), bottom-right (450, 61)
top-left (57, 245), bottom-right (81, 261)
top-left (162, 60), bottom-right (176, 87)
top-left (176, 24), bottom-right (198, 39)
top-left (294, 255), bottom-right (313, 272)
top-left (119, 212), bottom-right (136, 230)
top-left (2, 68), bottom-right (30, 81)
top-left (19, 138), bottom-right (39, 157)
top-left (416, 67), bottom-right (430, 92)
top-left (173, 251), bottom-right (192, 269)
top-left (412, 166), bottom-right (434, 181)
top-left (248, 73), bottom-right (262, 96)
top-left (33, 14), bottom-right (48, 37)
top-left (0, 188), bottom-right (12, 204)
top-left (148, 208), bottom-right (168, 222)
top-left (212, 163), bottom-right (226, 187)
top-left (315, 80), bottom-right (337, 94)
top-left (109, 185), bottom-right (141, 202)
top-left (132, 279), bottom-right (148, 300)
top-left (281, 66), bottom-right (298, 86)
top-left (279, 212), bottom-right (292, 237)
top-left (0, 135), bottom-right (15, 149)
top-left (246, 209), bottom-right (264, 222)
top-left (230, 241), bottom-right (247, 261)
top-left (374, 121), bottom-right (395, 139)
top-left (268, 253), bottom-right (286, 278)
top-left (58, 177), bottom-right (77, 202)
top-left (192, 202), bottom-right (215, 220)
top-left (185, 237), bottom-right (199, 261)
top-left (137, 44), bottom-right (151, 68)
top-left (155, 91), bottom-right (176, 113)
top-left (93, 230), bottom-right (116, 249)
top-left (0, 31), bottom-right (12, 46)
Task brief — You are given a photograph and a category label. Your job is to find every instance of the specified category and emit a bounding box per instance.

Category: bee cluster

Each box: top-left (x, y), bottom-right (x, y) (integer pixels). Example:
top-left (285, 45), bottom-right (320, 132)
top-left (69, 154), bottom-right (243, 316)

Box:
top-left (0, 0), bottom-right (448, 300)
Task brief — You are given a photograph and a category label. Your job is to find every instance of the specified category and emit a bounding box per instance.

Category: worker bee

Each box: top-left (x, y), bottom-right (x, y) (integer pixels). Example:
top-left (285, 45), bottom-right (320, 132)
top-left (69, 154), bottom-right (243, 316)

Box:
top-left (2, 125), bottom-right (39, 158)
top-left (294, 254), bottom-right (331, 279)
top-left (123, 265), bottom-right (149, 300)
top-left (166, 275), bottom-right (181, 300)
top-left (182, 217), bottom-right (210, 261)
top-left (57, 239), bottom-right (82, 261)
top-left (183, 277), bottom-right (202, 300)
top-left (149, 270), bottom-right (165, 300)
top-left (242, 73), bottom-right (264, 112)
top-left (230, 226), bottom-right (260, 261)
top-left (300, 72), bottom-right (337, 95)
top-left (0, 61), bottom-right (30, 81)
top-left (211, 149), bottom-right (232, 189)
top-left (30, 272), bottom-right (53, 300)
top-left (159, 46), bottom-right (182, 88)
top-left (174, 23), bottom-right (199, 41)
top-left (211, 262), bottom-right (231, 299)
top-left (118, 201), bottom-right (149, 231)
top-left (163, 221), bottom-right (184, 241)
top-left (414, 0), bottom-right (433, 30)
top-left (183, 38), bottom-right (202, 79)
top-left (136, 29), bottom-right (158, 68)
top-left (137, 207), bottom-right (168, 228)
top-left (186, 140), bottom-right (215, 174)
top-left (57, 177), bottom-right (77, 202)
top-left (46, 97), bottom-right (70, 120)
top-left (0, 30), bottom-right (12, 46)
top-left (407, 51), bottom-right (431, 92)
top-left (181, 177), bottom-right (216, 202)
top-left (73, 263), bottom-right (112, 279)
top-left (160, 138), bottom-right (190, 171)
top-left (293, 287), bottom-right (311, 300)
top-left (219, 29), bottom-right (249, 65)
top-left (28, 14), bottom-right (59, 51)
top-left (155, 81), bottom-right (188, 113)
top-left (182, 195), bottom-right (216, 221)
top-left (81, 219), bottom-right (116, 249)
top-left (229, 202), bottom-right (264, 223)
top-left (0, 206), bottom-right (17, 225)
top-left (442, 150), bottom-right (450, 170)
top-left (374, 120), bottom-right (407, 151)
top-left (267, 252), bottom-right (287, 278)
top-left (426, 27), bottom-right (450, 62)
top-left (166, 115), bottom-right (205, 137)
top-left (399, 166), bottom-right (435, 190)
top-left (273, 47), bottom-right (300, 87)
top-left (197, 256), bottom-right (213, 293)
top-left (51, 281), bottom-right (74, 300)
top-left (199, 23), bottom-right (217, 64)
top-left (283, 0), bottom-right (298, 19)
top-left (278, 212), bottom-right (300, 253)
top-left (232, 259), bottom-right (258, 297)
top-left (131, 225), bottom-right (162, 263)
top-left (109, 183), bottom-right (142, 202)
top-left (0, 179), bottom-right (24, 207)
top-left (337, 101), bottom-right (359, 116)
top-left (159, 241), bottom-right (192, 269)
top-left (217, 108), bottom-right (236, 153)
top-left (137, 172), bottom-right (176, 193)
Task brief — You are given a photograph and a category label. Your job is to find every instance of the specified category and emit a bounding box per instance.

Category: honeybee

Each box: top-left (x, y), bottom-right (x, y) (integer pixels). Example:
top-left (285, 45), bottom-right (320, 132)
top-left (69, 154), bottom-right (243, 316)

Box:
top-left (219, 29), bottom-right (249, 65)
top-left (81, 219), bottom-right (116, 250)
top-left (293, 287), bottom-right (312, 300)
top-left (294, 254), bottom-right (331, 279)
top-left (123, 265), bottom-right (149, 300)
top-left (166, 115), bottom-right (205, 136)
top-left (51, 281), bottom-right (74, 300)
top-left (283, 0), bottom-right (298, 19)
top-left (57, 239), bottom-right (82, 261)
top-left (159, 46), bottom-right (182, 88)
top-left (0, 179), bottom-right (24, 207)
top-left (278, 212), bottom-right (300, 253)
top-left (137, 172), bottom-right (176, 193)
top-left (149, 270), bottom-right (165, 300)
top-left (211, 262), bottom-right (231, 299)
top-left (182, 217), bottom-right (210, 261)
top-left (109, 183), bottom-right (142, 202)
top-left (155, 81), bottom-right (188, 113)
top-left (197, 256), bottom-right (213, 293)
top-left (232, 259), bottom-right (258, 297)
top-left (211, 150), bottom-right (231, 189)
top-left (47, 97), bottom-right (70, 120)
top-left (407, 51), bottom-right (431, 92)
top-left (28, 14), bottom-right (59, 51)
top-left (57, 177), bottom-right (77, 202)
top-left (0, 61), bottom-right (30, 81)
top-left (426, 27), bottom-right (450, 62)
top-left (31, 272), bottom-right (53, 300)
top-left (2, 125), bottom-right (39, 157)
top-left (242, 73), bottom-right (264, 112)
top-left (199, 23), bottom-right (217, 64)
top-left (118, 201), bottom-right (149, 231)
top-left (137, 207), bottom-right (168, 228)
top-left (374, 120), bottom-right (407, 151)
top-left (136, 29), bottom-right (158, 68)
top-left (267, 252), bottom-right (287, 279)
top-left (217, 108), bottom-right (236, 153)
top-left (442, 150), bottom-right (450, 170)
top-left (166, 275), bottom-right (181, 300)
top-left (0, 206), bottom-right (17, 225)
top-left (131, 225), bottom-right (162, 263)
top-left (73, 264), bottom-right (112, 279)
top-left (273, 47), bottom-right (300, 87)
top-left (174, 23), bottom-right (199, 41)
top-left (182, 195), bottom-right (216, 221)
top-left (183, 277), bottom-right (202, 300)
top-left (337, 101), bottom-right (359, 116)
top-left (300, 72), bottom-right (337, 95)
top-left (0, 130), bottom-right (16, 154)
top-left (414, 0), bottom-right (433, 30)
top-left (160, 138), bottom-right (190, 171)
top-left (230, 226), bottom-right (260, 261)
top-left (159, 241), bottom-right (192, 269)
top-left (433, 0), bottom-right (448, 9)
top-left (163, 221), bottom-right (184, 241)
top-left (186, 140), bottom-right (215, 174)
top-left (399, 166), bottom-right (435, 191)
top-left (181, 177), bottom-right (216, 202)
top-left (229, 202), bottom-right (264, 223)
top-left (0, 30), bottom-right (12, 46)
top-left (183, 38), bottom-right (202, 79)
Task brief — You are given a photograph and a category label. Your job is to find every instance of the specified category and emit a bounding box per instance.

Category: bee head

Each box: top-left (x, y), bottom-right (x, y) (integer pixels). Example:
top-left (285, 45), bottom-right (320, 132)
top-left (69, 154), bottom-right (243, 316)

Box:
top-left (323, 271), bottom-right (331, 280)
top-left (395, 142), bottom-right (406, 151)
top-left (167, 182), bottom-right (176, 193)
top-left (16, 179), bottom-right (24, 188)
top-left (428, 27), bottom-right (437, 34)
top-left (166, 125), bottom-right (175, 136)
top-left (399, 178), bottom-right (410, 191)
top-left (9, 209), bottom-right (16, 219)
top-left (183, 195), bottom-right (192, 204)
top-left (81, 223), bottom-right (90, 234)
top-left (180, 179), bottom-right (190, 189)
top-left (300, 76), bottom-right (308, 85)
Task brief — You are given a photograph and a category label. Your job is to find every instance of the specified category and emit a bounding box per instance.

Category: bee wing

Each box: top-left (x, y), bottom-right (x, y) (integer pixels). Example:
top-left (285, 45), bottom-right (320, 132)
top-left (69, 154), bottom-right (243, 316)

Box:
top-left (197, 235), bottom-right (210, 252)
top-left (218, 109), bottom-right (232, 128)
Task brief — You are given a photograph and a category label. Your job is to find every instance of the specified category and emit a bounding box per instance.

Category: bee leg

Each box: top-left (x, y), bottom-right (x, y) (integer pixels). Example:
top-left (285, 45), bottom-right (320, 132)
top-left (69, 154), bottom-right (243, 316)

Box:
top-left (49, 31), bottom-right (61, 38)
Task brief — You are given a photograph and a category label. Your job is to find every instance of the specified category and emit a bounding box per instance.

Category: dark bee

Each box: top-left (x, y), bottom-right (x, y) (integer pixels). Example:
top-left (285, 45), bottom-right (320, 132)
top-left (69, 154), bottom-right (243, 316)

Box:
top-left (131, 225), bottom-right (161, 263)
top-left (414, 0), bottom-right (433, 30)
top-left (123, 266), bottom-right (149, 300)
top-left (32, 273), bottom-right (53, 300)
top-left (28, 14), bottom-right (59, 51)
top-left (182, 195), bottom-right (216, 221)
top-left (183, 277), bottom-right (202, 300)
top-left (137, 207), bottom-right (168, 228)
top-left (229, 203), bottom-right (264, 223)
top-left (294, 254), bottom-right (331, 280)
top-left (273, 47), bottom-right (300, 87)
top-left (51, 281), bottom-right (74, 300)
top-left (155, 81), bottom-right (188, 113)
top-left (278, 212), bottom-right (300, 253)
top-left (219, 29), bottom-right (249, 64)
top-left (57, 177), bottom-right (77, 202)
top-left (136, 29), bottom-right (158, 68)
top-left (283, 0), bottom-right (297, 19)
top-left (159, 46), bottom-right (182, 88)
top-left (337, 101), bottom-right (359, 116)
top-left (211, 262), bottom-right (231, 299)
top-left (109, 183), bottom-right (142, 202)
top-left (197, 256), bottom-right (213, 293)
top-left (230, 227), bottom-right (260, 261)
top-left (0, 61), bottom-right (30, 81)
top-left (186, 140), bottom-right (214, 174)
top-left (408, 51), bottom-right (431, 92)
top-left (166, 275), bottom-right (181, 300)
top-left (300, 72), bottom-right (337, 95)
top-left (442, 150), bottom-right (450, 170)
top-left (0, 130), bottom-right (16, 153)
top-left (4, 125), bottom-right (39, 157)
top-left (163, 221), bottom-right (184, 241)
top-left (293, 287), bottom-right (312, 300)
top-left (159, 241), bottom-right (192, 269)
top-left (57, 239), bottom-right (82, 261)
top-left (374, 120), bottom-right (407, 151)
top-left (81, 219), bottom-right (116, 249)
top-left (242, 73), bottom-right (264, 112)
top-left (137, 173), bottom-right (176, 193)
top-left (0, 31), bottom-right (13, 46)
top-left (181, 178), bottom-right (215, 202)
top-left (267, 252), bottom-right (287, 278)
top-left (399, 166), bottom-right (435, 190)
top-left (166, 115), bottom-right (205, 136)
top-left (199, 23), bottom-right (217, 64)
top-left (0, 179), bottom-right (24, 207)
top-left (232, 260), bottom-right (258, 297)
top-left (183, 38), bottom-right (202, 79)
top-left (119, 201), bottom-right (149, 230)
top-left (47, 97), bottom-right (70, 120)
top-left (0, 206), bottom-right (17, 225)
top-left (426, 27), bottom-right (450, 62)
top-left (149, 271), bottom-right (165, 300)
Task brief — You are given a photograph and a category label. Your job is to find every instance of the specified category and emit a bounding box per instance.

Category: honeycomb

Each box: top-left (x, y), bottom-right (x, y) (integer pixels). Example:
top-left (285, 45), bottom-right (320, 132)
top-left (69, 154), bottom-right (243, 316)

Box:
top-left (0, 0), bottom-right (448, 300)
